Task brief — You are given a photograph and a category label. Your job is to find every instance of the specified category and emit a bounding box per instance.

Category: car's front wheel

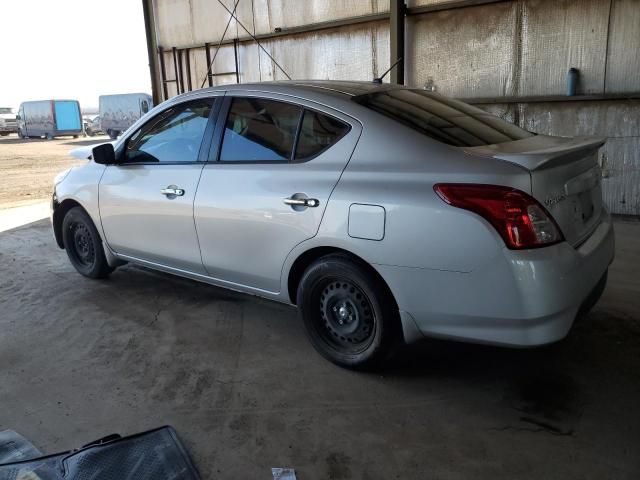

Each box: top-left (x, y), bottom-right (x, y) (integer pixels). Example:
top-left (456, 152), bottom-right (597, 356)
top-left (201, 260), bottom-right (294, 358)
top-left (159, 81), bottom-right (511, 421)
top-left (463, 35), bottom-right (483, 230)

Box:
top-left (62, 207), bottom-right (113, 279)
top-left (297, 254), bottom-right (399, 369)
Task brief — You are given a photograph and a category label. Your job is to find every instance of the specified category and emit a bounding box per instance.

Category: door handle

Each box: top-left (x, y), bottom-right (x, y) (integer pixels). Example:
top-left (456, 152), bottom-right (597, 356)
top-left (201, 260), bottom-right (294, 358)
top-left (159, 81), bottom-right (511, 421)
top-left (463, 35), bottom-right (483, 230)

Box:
top-left (284, 197), bottom-right (320, 208)
top-left (161, 187), bottom-right (185, 196)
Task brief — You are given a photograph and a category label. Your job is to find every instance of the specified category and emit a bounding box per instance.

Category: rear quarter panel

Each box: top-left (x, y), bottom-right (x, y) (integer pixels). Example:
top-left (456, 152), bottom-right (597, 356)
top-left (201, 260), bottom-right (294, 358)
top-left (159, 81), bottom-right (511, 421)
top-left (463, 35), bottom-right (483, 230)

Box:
top-left (281, 113), bottom-right (533, 297)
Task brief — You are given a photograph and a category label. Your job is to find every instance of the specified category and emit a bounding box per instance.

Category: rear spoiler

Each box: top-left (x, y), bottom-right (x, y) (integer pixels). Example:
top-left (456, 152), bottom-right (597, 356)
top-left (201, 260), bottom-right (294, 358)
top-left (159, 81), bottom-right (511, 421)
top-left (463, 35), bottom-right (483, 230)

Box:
top-left (463, 135), bottom-right (606, 171)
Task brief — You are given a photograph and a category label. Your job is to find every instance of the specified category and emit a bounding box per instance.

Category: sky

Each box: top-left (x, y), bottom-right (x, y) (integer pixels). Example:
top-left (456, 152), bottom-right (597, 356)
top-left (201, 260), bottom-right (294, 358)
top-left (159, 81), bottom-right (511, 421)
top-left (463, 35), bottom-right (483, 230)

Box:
top-left (0, 0), bottom-right (151, 111)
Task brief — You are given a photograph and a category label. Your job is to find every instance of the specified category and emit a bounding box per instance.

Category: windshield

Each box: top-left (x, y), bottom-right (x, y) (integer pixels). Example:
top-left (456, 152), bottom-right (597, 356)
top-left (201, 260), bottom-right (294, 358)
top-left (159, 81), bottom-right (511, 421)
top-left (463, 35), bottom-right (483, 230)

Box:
top-left (0, 108), bottom-right (14, 114)
top-left (353, 89), bottom-right (533, 147)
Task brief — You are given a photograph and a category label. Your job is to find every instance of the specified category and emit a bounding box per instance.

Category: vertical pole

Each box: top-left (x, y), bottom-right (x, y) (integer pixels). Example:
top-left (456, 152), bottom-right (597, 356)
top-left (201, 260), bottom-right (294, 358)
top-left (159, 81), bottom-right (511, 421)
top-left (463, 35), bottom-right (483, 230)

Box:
top-left (177, 49), bottom-right (185, 93)
top-left (172, 47), bottom-right (180, 95)
top-left (142, 0), bottom-right (162, 104)
top-left (158, 47), bottom-right (169, 100)
top-left (205, 42), bottom-right (213, 87)
top-left (233, 38), bottom-right (240, 84)
top-left (185, 48), bottom-right (193, 91)
top-left (390, 0), bottom-right (405, 85)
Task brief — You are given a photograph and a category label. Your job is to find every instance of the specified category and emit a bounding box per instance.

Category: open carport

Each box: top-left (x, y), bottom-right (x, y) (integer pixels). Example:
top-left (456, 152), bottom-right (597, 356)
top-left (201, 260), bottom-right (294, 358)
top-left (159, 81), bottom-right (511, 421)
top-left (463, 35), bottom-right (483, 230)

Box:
top-left (2, 0), bottom-right (640, 478)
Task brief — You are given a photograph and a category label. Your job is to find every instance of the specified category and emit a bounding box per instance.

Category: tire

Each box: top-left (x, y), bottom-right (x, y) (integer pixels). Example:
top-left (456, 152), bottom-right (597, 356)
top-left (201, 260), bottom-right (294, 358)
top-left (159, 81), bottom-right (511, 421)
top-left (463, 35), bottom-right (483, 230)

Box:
top-left (73, 135), bottom-right (78, 139)
top-left (17, 130), bottom-right (24, 139)
top-left (297, 254), bottom-right (399, 369)
top-left (46, 133), bottom-right (53, 140)
top-left (62, 207), bottom-right (114, 279)
top-left (0, 132), bottom-right (9, 137)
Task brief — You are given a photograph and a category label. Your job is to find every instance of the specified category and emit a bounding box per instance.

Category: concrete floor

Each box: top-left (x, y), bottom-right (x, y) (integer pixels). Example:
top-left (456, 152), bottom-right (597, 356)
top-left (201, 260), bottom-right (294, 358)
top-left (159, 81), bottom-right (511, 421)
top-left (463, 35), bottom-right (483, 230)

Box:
top-left (1, 219), bottom-right (639, 479)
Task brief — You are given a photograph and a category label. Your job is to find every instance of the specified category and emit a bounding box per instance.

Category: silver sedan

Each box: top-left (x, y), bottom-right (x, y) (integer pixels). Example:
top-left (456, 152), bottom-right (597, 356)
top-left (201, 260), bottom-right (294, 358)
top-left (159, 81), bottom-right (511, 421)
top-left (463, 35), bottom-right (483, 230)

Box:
top-left (51, 81), bottom-right (614, 369)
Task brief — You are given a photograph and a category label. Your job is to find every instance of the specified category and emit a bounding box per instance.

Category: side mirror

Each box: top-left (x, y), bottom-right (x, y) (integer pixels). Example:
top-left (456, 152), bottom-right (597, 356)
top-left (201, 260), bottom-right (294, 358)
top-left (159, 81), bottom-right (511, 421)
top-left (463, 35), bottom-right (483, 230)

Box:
top-left (92, 143), bottom-right (116, 165)
top-left (15, 115), bottom-right (20, 120)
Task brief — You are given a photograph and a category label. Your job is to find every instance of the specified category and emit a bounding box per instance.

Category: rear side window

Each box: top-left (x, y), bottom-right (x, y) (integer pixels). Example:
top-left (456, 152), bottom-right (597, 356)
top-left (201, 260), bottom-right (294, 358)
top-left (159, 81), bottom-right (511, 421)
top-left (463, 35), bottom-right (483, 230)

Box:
top-left (220, 98), bottom-right (302, 162)
top-left (353, 89), bottom-right (533, 147)
top-left (295, 110), bottom-right (350, 161)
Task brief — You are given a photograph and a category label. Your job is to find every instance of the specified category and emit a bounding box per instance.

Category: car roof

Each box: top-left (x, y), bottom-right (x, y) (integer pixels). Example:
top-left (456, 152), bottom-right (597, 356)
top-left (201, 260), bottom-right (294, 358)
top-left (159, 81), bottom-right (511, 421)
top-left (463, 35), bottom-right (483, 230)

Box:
top-left (169, 80), bottom-right (408, 119)
top-left (176, 80), bottom-right (402, 101)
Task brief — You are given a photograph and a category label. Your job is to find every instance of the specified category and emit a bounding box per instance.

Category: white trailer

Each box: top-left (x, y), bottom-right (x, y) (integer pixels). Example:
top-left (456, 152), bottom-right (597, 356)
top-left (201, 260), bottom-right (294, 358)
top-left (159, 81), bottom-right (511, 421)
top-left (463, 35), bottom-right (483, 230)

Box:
top-left (99, 93), bottom-right (153, 139)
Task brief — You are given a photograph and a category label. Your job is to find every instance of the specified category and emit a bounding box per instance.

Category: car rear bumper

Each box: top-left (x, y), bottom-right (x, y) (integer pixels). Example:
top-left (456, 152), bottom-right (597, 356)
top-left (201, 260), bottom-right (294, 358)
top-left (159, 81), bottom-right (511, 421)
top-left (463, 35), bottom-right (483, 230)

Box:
top-left (377, 211), bottom-right (615, 347)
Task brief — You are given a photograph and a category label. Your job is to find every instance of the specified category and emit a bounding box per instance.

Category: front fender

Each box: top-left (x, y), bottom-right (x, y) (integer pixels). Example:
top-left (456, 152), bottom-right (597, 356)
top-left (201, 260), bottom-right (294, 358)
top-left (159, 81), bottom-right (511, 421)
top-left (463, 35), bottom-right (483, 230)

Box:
top-left (52, 161), bottom-right (106, 247)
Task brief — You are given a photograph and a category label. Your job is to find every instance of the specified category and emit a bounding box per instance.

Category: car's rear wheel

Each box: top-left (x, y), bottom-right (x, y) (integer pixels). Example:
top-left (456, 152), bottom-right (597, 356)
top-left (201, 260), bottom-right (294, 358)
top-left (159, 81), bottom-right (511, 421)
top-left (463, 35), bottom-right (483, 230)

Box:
top-left (62, 207), bottom-right (113, 279)
top-left (297, 254), bottom-right (398, 369)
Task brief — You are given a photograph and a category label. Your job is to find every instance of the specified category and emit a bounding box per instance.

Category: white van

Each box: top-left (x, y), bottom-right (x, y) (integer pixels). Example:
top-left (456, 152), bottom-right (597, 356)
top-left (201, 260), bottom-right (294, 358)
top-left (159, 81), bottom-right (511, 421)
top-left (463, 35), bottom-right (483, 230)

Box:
top-left (99, 93), bottom-right (153, 139)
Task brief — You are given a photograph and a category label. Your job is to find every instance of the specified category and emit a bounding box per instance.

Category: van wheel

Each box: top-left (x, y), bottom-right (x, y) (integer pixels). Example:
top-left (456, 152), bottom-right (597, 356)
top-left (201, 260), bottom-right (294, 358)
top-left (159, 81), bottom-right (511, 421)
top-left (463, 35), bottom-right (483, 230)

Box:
top-left (17, 130), bottom-right (24, 139)
top-left (297, 254), bottom-right (399, 370)
top-left (46, 133), bottom-right (53, 140)
top-left (62, 207), bottom-right (114, 279)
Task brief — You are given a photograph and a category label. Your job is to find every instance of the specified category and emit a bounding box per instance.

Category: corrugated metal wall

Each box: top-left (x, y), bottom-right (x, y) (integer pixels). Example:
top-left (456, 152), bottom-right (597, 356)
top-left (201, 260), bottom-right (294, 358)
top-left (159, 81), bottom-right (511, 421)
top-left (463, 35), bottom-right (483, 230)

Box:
top-left (151, 0), bottom-right (640, 215)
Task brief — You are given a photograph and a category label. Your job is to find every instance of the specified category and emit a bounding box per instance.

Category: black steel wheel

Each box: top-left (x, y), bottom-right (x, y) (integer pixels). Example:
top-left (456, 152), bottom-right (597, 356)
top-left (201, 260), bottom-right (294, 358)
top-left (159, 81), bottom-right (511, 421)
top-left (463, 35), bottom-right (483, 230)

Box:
top-left (298, 254), bottom-right (399, 369)
top-left (318, 279), bottom-right (376, 353)
top-left (62, 206), bottom-right (113, 279)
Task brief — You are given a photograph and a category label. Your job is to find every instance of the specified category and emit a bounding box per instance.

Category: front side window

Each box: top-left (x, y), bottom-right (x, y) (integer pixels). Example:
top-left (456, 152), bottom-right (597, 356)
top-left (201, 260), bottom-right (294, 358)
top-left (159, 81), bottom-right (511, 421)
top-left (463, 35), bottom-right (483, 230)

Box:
top-left (295, 110), bottom-right (350, 160)
top-left (220, 98), bottom-right (302, 162)
top-left (353, 89), bottom-right (533, 147)
top-left (125, 99), bottom-right (213, 163)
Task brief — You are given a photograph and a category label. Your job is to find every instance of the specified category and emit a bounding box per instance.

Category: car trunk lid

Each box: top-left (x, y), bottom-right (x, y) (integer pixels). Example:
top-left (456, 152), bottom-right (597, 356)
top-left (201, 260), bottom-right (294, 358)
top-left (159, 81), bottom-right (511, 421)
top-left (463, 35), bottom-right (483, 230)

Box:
top-left (465, 135), bottom-right (605, 247)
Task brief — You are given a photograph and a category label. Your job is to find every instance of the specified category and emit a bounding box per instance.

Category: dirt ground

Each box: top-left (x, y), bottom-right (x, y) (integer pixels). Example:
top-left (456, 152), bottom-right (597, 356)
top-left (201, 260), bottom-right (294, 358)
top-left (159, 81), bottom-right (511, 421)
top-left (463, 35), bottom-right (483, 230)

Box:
top-left (0, 217), bottom-right (639, 479)
top-left (0, 134), bottom-right (107, 209)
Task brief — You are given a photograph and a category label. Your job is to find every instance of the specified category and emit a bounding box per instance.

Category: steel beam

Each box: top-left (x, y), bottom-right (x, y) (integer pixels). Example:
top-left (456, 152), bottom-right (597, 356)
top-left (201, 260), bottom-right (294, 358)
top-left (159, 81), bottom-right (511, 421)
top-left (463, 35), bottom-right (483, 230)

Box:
top-left (390, 0), bottom-right (405, 85)
top-left (142, 0), bottom-right (162, 105)
top-left (406, 0), bottom-right (511, 16)
top-left (164, 13), bottom-right (390, 51)
top-left (463, 93), bottom-right (640, 104)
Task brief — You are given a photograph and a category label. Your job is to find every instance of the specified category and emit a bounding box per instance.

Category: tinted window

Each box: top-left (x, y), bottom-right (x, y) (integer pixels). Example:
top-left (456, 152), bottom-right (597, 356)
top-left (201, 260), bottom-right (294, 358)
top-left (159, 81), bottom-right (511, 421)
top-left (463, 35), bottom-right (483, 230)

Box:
top-left (295, 110), bottom-right (350, 160)
top-left (141, 100), bottom-right (149, 114)
top-left (125, 100), bottom-right (212, 163)
top-left (220, 98), bottom-right (302, 162)
top-left (353, 89), bottom-right (533, 147)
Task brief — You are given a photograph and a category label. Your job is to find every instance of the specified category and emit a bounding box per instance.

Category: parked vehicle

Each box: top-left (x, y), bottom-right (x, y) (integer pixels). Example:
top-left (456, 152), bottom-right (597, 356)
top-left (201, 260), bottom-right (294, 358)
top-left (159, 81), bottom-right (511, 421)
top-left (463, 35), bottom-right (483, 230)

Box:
top-left (18, 100), bottom-right (82, 139)
top-left (84, 115), bottom-right (104, 137)
top-left (51, 81), bottom-right (614, 369)
top-left (0, 107), bottom-right (19, 136)
top-left (99, 93), bottom-right (152, 139)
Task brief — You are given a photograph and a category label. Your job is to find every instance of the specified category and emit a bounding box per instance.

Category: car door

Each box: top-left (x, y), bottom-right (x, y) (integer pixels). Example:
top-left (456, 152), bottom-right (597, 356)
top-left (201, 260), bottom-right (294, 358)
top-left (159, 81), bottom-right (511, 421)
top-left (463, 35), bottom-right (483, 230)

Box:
top-left (99, 96), bottom-right (219, 274)
top-left (194, 93), bottom-right (361, 293)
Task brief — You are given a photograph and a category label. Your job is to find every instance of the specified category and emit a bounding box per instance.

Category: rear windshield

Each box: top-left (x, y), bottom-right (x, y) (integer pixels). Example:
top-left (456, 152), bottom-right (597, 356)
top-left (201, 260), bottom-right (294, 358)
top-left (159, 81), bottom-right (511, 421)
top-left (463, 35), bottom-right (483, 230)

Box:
top-left (0, 108), bottom-right (13, 114)
top-left (353, 89), bottom-right (533, 147)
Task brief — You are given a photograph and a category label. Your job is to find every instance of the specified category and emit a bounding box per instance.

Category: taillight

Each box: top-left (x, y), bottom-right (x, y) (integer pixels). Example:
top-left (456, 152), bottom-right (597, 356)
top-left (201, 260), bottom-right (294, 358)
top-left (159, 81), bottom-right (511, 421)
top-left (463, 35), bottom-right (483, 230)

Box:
top-left (434, 184), bottom-right (564, 249)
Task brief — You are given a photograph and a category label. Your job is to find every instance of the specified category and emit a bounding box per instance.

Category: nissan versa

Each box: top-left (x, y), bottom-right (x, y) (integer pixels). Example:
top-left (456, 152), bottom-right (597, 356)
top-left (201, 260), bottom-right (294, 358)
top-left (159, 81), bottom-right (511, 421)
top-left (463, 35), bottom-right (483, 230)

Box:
top-left (51, 81), bottom-right (614, 369)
